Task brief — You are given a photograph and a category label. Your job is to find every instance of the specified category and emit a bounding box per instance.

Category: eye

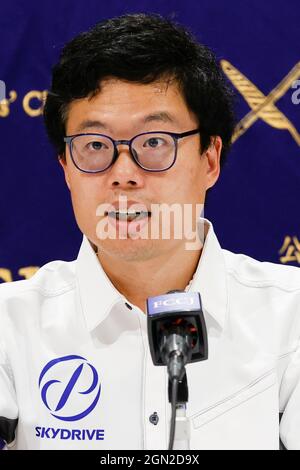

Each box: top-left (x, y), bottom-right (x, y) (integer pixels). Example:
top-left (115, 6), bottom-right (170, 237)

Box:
top-left (143, 137), bottom-right (166, 148)
top-left (86, 140), bottom-right (108, 151)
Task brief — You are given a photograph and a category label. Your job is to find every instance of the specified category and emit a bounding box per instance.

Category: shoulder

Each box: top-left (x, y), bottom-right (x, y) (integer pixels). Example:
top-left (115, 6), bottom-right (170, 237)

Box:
top-left (222, 249), bottom-right (300, 355)
top-left (0, 259), bottom-right (77, 309)
top-left (0, 259), bottom-right (78, 355)
top-left (222, 249), bottom-right (300, 292)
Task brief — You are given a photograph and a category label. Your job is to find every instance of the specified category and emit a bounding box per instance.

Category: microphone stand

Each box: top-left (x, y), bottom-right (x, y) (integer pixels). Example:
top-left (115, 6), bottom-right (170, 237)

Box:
top-left (168, 372), bottom-right (190, 450)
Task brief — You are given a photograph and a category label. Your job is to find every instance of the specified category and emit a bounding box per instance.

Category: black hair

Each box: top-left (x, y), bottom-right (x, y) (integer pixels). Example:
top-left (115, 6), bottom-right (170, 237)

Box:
top-left (43, 13), bottom-right (236, 167)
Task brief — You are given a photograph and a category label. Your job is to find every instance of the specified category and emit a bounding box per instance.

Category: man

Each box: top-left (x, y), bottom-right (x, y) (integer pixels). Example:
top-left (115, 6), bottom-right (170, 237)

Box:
top-left (0, 13), bottom-right (299, 450)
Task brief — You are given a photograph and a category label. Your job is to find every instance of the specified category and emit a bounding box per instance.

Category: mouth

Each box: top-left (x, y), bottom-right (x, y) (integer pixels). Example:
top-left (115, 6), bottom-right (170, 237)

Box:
top-left (105, 210), bottom-right (151, 222)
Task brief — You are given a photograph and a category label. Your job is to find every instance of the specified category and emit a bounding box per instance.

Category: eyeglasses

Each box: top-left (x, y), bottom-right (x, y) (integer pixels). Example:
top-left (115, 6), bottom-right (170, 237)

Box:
top-left (63, 128), bottom-right (200, 173)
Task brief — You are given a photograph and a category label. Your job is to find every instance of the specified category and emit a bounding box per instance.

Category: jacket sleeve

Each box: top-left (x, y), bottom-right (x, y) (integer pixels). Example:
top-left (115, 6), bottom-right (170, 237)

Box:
top-left (279, 337), bottom-right (300, 450)
top-left (0, 337), bottom-right (18, 449)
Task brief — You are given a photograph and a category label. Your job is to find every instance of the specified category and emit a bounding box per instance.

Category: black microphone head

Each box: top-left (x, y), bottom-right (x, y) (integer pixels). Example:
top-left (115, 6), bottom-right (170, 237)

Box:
top-left (146, 291), bottom-right (208, 366)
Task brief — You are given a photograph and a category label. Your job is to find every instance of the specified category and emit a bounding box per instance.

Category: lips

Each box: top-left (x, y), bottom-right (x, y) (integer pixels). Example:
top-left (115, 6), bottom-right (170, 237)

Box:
top-left (106, 210), bottom-right (151, 222)
top-left (101, 200), bottom-right (151, 235)
top-left (104, 200), bottom-right (151, 221)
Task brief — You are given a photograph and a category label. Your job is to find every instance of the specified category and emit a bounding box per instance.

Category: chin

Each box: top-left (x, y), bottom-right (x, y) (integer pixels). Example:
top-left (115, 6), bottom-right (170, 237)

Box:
top-left (99, 238), bottom-right (159, 262)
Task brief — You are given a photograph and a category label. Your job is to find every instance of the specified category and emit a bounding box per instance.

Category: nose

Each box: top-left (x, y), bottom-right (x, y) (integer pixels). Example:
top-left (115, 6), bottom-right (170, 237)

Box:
top-left (106, 144), bottom-right (145, 188)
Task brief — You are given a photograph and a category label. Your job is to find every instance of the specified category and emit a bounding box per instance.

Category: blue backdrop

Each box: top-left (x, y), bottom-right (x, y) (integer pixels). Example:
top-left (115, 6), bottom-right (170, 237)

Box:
top-left (0, 0), bottom-right (299, 283)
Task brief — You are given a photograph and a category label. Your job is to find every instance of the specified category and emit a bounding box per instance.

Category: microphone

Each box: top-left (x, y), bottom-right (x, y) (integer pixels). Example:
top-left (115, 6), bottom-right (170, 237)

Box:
top-left (146, 290), bottom-right (208, 379)
top-left (146, 290), bottom-right (208, 450)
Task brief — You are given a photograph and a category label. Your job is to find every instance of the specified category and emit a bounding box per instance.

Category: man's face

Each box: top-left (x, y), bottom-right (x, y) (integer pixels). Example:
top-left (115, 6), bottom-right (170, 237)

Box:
top-left (61, 78), bottom-right (221, 261)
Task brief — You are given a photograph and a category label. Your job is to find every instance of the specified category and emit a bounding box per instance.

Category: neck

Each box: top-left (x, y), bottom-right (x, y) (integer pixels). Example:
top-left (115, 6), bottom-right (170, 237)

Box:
top-left (97, 241), bottom-right (203, 314)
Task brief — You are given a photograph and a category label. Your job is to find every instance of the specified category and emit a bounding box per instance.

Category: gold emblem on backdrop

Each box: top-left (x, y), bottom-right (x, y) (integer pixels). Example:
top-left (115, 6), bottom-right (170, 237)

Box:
top-left (0, 267), bottom-right (39, 283)
top-left (22, 90), bottom-right (48, 117)
top-left (221, 60), bottom-right (300, 145)
top-left (279, 236), bottom-right (300, 265)
top-left (0, 90), bottom-right (17, 117)
top-left (0, 90), bottom-right (47, 117)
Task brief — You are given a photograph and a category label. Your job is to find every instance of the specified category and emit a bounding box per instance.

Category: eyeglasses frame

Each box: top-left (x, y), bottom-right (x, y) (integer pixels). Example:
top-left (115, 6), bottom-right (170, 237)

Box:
top-left (63, 128), bottom-right (201, 173)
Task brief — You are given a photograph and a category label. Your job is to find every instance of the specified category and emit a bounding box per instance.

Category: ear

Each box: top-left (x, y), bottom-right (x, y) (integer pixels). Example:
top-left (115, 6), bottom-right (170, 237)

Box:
top-left (204, 136), bottom-right (222, 190)
top-left (59, 156), bottom-right (71, 190)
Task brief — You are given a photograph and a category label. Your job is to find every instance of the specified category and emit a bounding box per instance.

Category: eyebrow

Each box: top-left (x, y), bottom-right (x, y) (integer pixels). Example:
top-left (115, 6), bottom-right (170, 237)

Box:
top-left (75, 111), bottom-right (178, 133)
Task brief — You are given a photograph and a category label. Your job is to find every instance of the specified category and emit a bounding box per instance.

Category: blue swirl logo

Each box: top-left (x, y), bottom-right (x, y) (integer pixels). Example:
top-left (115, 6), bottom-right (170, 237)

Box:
top-left (38, 355), bottom-right (101, 421)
